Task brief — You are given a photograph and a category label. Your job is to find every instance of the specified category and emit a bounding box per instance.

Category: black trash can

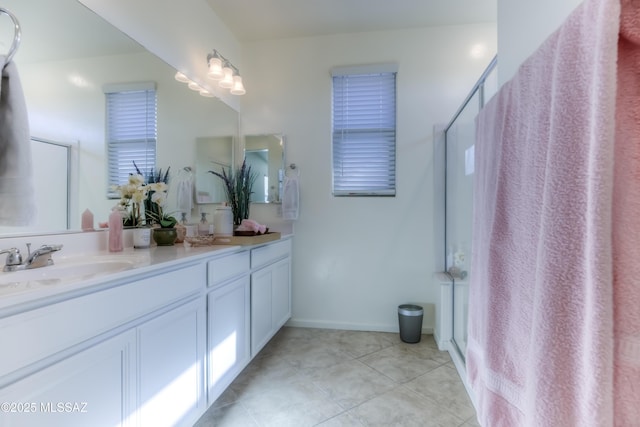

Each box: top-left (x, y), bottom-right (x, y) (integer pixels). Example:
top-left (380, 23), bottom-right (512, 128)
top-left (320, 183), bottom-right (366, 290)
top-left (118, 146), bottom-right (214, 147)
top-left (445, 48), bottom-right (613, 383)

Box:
top-left (398, 304), bottom-right (423, 343)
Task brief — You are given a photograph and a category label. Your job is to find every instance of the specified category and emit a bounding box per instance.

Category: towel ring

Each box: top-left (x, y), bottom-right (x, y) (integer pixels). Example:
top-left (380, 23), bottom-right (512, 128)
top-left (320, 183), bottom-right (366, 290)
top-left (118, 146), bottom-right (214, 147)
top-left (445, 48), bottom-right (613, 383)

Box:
top-left (0, 8), bottom-right (21, 63)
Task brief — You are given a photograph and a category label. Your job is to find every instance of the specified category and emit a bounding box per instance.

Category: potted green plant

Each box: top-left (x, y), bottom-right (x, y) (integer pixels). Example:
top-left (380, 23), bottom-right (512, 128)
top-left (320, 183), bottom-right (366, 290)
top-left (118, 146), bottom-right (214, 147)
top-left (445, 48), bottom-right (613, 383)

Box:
top-left (208, 159), bottom-right (258, 226)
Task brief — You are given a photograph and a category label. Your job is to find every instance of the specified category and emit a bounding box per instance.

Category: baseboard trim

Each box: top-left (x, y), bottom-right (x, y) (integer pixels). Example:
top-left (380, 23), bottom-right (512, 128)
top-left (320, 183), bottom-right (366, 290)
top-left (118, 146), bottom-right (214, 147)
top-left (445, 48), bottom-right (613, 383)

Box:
top-left (286, 318), bottom-right (434, 335)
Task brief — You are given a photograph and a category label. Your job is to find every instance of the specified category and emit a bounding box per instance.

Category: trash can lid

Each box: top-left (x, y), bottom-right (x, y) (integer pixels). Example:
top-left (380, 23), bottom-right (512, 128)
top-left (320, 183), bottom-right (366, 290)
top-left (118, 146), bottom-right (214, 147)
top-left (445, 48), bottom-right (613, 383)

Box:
top-left (398, 304), bottom-right (423, 316)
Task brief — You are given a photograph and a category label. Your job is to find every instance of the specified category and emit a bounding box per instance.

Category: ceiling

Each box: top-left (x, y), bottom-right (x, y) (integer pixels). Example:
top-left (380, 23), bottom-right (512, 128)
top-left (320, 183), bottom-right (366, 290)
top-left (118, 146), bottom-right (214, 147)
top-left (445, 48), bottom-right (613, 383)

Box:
top-left (206, 0), bottom-right (497, 42)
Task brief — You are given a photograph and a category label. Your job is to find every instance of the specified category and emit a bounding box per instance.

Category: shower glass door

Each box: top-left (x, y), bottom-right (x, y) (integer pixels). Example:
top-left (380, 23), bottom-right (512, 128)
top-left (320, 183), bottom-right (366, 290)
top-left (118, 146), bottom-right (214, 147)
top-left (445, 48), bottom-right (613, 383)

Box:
top-left (444, 58), bottom-right (497, 360)
top-left (445, 92), bottom-right (479, 358)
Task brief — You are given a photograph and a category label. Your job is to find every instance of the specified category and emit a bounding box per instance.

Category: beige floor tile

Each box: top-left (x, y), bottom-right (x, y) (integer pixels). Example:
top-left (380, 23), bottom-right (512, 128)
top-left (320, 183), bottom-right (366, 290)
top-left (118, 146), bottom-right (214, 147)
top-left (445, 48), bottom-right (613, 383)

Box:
top-left (348, 386), bottom-right (468, 427)
top-left (395, 336), bottom-right (453, 365)
top-left (195, 328), bottom-right (478, 426)
top-left (229, 352), bottom-right (301, 399)
top-left (279, 342), bottom-right (354, 375)
top-left (308, 359), bottom-right (398, 410)
top-left (330, 330), bottom-right (397, 358)
top-left (193, 402), bottom-right (258, 427)
top-left (462, 415), bottom-right (482, 426)
top-left (316, 411), bottom-right (366, 426)
top-left (404, 365), bottom-right (476, 421)
top-left (240, 379), bottom-right (342, 426)
top-left (360, 345), bottom-right (443, 383)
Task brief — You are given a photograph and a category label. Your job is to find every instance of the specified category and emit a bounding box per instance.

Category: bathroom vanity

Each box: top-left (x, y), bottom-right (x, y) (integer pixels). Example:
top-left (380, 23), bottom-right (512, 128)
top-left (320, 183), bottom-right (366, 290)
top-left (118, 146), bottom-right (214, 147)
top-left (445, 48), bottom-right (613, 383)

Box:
top-left (0, 236), bottom-right (292, 427)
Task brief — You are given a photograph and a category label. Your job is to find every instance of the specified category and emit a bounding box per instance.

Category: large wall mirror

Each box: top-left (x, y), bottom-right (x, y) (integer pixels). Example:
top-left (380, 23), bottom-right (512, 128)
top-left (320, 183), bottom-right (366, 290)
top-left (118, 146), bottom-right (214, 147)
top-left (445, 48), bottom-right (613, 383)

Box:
top-left (0, 0), bottom-right (239, 236)
top-left (244, 134), bottom-right (285, 203)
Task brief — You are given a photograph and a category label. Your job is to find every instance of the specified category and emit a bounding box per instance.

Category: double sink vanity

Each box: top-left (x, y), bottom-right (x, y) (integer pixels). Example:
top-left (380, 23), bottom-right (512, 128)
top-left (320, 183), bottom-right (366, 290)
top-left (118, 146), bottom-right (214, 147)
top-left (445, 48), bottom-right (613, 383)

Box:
top-left (0, 232), bottom-right (292, 427)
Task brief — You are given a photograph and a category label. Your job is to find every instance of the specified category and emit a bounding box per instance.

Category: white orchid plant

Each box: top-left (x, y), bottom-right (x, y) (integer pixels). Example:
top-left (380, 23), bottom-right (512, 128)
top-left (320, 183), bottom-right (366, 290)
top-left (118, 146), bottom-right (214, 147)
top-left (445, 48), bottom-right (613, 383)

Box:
top-left (112, 173), bottom-right (148, 227)
top-left (112, 163), bottom-right (176, 228)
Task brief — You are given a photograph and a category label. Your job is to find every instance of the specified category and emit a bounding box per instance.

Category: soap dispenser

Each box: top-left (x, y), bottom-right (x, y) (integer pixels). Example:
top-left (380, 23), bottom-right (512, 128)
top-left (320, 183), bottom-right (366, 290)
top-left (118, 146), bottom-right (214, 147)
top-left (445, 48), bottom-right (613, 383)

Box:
top-left (198, 212), bottom-right (210, 236)
top-left (175, 212), bottom-right (187, 243)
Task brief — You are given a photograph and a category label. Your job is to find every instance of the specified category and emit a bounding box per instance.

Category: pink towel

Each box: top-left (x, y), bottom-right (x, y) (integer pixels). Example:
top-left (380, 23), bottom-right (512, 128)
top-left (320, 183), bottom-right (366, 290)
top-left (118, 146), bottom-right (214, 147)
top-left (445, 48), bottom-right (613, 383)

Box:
top-left (613, 1), bottom-right (640, 424)
top-left (465, 0), bottom-right (640, 424)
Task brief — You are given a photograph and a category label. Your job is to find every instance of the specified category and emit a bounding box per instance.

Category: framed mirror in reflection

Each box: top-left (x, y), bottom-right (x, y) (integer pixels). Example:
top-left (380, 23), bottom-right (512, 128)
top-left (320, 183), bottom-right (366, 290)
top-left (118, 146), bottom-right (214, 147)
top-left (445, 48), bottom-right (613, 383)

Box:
top-left (0, 0), bottom-right (239, 237)
top-left (195, 136), bottom-right (234, 204)
top-left (244, 134), bottom-right (285, 203)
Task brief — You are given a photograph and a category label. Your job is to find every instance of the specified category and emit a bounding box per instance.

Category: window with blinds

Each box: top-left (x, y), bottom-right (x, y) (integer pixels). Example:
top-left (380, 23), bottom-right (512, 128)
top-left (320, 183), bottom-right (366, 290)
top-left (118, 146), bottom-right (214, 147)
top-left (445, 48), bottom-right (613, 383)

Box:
top-left (331, 64), bottom-right (397, 196)
top-left (105, 82), bottom-right (157, 198)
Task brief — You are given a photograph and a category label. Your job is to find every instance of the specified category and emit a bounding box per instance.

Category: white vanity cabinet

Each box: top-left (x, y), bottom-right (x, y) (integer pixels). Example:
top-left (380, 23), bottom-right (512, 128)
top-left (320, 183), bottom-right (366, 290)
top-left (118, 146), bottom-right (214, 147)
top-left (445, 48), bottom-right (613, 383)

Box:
top-left (0, 261), bottom-right (206, 427)
top-left (206, 251), bottom-right (251, 403)
top-left (137, 298), bottom-right (206, 427)
top-left (0, 330), bottom-right (136, 427)
top-left (0, 236), bottom-right (293, 425)
top-left (250, 239), bottom-right (292, 357)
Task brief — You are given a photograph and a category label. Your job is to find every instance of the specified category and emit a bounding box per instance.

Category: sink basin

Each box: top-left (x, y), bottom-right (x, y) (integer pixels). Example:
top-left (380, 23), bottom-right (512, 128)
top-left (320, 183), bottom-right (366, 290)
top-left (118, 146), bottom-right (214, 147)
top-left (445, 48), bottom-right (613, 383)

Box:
top-left (0, 254), bottom-right (146, 288)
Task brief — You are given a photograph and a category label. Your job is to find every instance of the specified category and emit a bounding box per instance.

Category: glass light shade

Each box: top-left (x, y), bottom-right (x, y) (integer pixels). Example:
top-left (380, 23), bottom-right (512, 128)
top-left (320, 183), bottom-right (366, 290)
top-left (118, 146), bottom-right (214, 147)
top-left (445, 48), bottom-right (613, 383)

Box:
top-left (230, 75), bottom-right (246, 95)
top-left (187, 80), bottom-right (200, 91)
top-left (219, 66), bottom-right (234, 89)
top-left (199, 88), bottom-right (215, 97)
top-left (207, 57), bottom-right (223, 80)
top-left (174, 71), bottom-right (190, 83)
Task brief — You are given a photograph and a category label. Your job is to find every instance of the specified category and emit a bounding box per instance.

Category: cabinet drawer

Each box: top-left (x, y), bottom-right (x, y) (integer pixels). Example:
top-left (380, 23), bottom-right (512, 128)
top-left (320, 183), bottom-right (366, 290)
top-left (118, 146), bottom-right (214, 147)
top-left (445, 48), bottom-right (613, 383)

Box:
top-left (207, 251), bottom-right (250, 287)
top-left (251, 239), bottom-right (291, 269)
top-left (0, 263), bottom-right (203, 381)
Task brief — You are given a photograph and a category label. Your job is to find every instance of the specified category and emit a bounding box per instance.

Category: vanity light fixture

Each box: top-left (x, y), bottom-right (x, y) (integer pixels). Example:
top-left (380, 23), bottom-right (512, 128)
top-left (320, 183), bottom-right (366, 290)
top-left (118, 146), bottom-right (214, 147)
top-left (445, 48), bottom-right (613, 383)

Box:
top-left (174, 71), bottom-right (218, 98)
top-left (174, 71), bottom-right (190, 83)
top-left (207, 49), bottom-right (245, 95)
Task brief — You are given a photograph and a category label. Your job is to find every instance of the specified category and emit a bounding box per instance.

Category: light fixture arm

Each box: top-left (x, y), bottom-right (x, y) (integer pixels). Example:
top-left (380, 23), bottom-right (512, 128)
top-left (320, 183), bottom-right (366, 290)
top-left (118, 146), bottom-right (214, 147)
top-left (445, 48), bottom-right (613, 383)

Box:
top-left (207, 49), bottom-right (240, 75)
top-left (206, 49), bottom-right (245, 95)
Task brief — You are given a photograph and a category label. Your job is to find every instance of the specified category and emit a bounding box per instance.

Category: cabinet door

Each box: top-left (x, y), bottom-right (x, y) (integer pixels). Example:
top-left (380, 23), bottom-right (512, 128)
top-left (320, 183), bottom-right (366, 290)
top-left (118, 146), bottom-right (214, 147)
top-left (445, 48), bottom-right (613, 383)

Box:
top-left (271, 257), bottom-right (291, 330)
top-left (0, 330), bottom-right (135, 427)
top-left (207, 276), bottom-right (250, 403)
top-left (251, 267), bottom-right (273, 357)
top-left (137, 298), bottom-right (206, 427)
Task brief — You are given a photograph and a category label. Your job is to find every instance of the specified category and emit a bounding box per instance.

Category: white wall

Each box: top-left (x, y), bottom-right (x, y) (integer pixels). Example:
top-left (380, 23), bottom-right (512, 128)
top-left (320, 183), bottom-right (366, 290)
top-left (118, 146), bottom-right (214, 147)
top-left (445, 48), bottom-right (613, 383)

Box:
top-left (497, 0), bottom-right (582, 84)
top-left (242, 25), bottom-right (496, 332)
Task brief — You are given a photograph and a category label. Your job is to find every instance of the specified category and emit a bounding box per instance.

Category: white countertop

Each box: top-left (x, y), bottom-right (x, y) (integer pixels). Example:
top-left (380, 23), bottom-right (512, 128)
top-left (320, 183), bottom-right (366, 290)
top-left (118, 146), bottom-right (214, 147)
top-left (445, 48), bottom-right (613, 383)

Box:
top-left (0, 243), bottom-right (244, 314)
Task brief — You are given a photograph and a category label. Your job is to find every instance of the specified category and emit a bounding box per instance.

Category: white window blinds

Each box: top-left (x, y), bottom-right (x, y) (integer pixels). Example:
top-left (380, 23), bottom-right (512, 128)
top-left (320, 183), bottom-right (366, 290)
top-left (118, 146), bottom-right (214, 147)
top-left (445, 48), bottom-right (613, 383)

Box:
top-left (105, 82), bottom-right (157, 197)
top-left (332, 64), bottom-right (397, 196)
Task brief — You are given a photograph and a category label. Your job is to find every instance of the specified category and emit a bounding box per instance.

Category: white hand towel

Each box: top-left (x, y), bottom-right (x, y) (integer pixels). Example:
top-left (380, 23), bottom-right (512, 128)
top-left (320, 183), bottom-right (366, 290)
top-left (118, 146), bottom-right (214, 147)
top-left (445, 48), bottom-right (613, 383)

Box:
top-left (0, 57), bottom-right (36, 226)
top-left (176, 176), bottom-right (193, 214)
top-left (282, 172), bottom-right (299, 220)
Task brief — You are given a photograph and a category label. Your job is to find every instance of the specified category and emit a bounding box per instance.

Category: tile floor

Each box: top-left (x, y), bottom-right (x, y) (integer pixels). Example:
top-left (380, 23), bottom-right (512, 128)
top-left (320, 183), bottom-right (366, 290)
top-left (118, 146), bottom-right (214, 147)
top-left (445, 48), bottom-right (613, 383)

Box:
top-left (194, 327), bottom-right (480, 427)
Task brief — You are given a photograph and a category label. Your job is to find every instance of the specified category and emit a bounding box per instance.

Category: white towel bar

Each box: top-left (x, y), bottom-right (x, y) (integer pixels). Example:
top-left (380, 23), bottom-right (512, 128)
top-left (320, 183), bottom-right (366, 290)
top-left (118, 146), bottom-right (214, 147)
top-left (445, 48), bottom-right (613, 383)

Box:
top-left (0, 8), bottom-right (20, 63)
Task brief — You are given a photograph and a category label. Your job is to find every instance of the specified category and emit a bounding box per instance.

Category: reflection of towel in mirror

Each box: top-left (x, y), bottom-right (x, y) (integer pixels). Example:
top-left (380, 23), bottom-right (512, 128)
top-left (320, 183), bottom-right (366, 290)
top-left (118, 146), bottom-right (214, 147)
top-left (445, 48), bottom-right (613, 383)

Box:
top-left (176, 175), bottom-right (194, 215)
top-left (0, 57), bottom-right (36, 225)
top-left (282, 172), bottom-right (299, 220)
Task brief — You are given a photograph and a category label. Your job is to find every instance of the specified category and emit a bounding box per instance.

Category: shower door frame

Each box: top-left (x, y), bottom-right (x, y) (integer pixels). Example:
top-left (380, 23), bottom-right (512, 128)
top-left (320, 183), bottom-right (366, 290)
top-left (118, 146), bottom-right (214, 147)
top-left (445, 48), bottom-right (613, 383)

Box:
top-left (443, 55), bottom-right (497, 362)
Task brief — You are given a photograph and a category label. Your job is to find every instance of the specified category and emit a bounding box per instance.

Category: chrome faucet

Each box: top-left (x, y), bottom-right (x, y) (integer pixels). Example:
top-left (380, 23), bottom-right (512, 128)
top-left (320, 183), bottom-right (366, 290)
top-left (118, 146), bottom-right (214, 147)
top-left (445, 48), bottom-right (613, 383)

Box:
top-left (1, 244), bottom-right (63, 272)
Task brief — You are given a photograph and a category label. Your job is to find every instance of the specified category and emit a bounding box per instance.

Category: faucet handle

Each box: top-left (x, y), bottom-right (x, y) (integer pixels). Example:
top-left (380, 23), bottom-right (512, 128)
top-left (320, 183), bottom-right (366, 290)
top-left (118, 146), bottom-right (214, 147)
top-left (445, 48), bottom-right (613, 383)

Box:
top-left (0, 248), bottom-right (22, 266)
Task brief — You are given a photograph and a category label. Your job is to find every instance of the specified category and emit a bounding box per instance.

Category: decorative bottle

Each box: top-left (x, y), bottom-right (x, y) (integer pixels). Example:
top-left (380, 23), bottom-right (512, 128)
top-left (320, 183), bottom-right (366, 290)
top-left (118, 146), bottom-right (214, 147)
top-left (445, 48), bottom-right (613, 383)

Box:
top-left (108, 209), bottom-right (124, 252)
top-left (81, 209), bottom-right (94, 231)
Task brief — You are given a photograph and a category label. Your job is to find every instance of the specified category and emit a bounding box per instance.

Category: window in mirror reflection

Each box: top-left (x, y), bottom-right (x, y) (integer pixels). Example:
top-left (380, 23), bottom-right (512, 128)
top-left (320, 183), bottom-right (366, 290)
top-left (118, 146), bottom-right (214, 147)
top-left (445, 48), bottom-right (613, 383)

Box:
top-left (105, 82), bottom-right (158, 196)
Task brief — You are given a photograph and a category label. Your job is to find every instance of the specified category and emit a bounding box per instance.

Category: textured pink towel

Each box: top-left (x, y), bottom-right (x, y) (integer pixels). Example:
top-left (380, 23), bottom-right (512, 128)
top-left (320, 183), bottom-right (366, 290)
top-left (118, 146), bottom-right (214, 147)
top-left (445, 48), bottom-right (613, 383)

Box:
top-left (466, 0), bottom-right (640, 424)
top-left (613, 0), bottom-right (640, 424)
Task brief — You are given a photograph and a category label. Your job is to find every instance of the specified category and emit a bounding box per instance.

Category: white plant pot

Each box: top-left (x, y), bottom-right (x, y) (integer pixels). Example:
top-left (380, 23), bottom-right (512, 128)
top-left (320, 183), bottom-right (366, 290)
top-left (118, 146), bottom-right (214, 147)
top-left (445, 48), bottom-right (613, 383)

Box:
top-left (133, 227), bottom-right (151, 249)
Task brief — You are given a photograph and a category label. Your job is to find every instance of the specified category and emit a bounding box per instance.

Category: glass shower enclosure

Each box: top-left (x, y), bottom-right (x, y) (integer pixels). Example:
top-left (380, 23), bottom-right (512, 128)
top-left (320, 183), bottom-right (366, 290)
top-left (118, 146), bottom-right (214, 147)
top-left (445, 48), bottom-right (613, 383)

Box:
top-left (443, 56), bottom-right (497, 360)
